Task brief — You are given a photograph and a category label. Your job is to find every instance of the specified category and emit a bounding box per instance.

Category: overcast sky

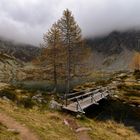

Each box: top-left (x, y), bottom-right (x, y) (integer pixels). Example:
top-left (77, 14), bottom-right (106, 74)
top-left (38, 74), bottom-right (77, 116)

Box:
top-left (0, 0), bottom-right (140, 45)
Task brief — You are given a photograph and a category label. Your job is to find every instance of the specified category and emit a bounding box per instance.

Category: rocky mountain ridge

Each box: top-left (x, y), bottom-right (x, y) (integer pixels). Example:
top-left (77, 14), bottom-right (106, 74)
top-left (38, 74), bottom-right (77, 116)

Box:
top-left (0, 38), bottom-right (40, 62)
top-left (86, 30), bottom-right (140, 71)
top-left (87, 30), bottom-right (140, 54)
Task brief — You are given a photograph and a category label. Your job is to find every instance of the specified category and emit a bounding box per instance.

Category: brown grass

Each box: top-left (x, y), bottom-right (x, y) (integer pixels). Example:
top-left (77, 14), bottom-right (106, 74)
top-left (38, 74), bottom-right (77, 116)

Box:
top-left (0, 122), bottom-right (20, 140)
top-left (0, 99), bottom-right (140, 140)
top-left (78, 119), bottom-right (140, 140)
top-left (0, 99), bottom-right (77, 140)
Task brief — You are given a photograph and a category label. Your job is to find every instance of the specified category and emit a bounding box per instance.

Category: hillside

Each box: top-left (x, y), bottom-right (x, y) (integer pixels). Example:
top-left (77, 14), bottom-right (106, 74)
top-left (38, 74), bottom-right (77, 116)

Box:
top-left (0, 30), bottom-right (140, 71)
top-left (87, 30), bottom-right (140, 54)
top-left (0, 53), bottom-right (24, 83)
top-left (86, 30), bottom-right (140, 71)
top-left (0, 38), bottom-right (40, 62)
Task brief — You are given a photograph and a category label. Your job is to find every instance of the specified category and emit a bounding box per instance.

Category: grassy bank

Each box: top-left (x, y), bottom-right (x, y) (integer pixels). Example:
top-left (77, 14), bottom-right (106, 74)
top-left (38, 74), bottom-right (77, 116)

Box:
top-left (0, 98), bottom-right (140, 140)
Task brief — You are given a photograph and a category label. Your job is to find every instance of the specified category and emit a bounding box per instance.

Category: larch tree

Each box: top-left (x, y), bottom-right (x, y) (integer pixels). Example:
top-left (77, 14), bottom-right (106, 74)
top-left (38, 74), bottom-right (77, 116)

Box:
top-left (58, 9), bottom-right (91, 104)
top-left (38, 9), bottom-right (92, 97)
top-left (42, 23), bottom-right (62, 92)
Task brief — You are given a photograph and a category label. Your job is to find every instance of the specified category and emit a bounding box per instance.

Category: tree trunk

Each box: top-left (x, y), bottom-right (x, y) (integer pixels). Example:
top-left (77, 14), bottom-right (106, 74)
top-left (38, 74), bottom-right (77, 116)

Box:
top-left (53, 43), bottom-right (57, 93)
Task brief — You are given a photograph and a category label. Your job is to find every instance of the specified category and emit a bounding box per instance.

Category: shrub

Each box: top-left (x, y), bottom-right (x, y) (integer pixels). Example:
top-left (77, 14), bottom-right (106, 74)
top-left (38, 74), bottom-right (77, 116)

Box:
top-left (0, 89), bottom-right (17, 101)
top-left (95, 80), bottom-right (108, 86)
top-left (18, 97), bottom-right (35, 108)
top-left (117, 84), bottom-right (126, 90)
top-left (133, 69), bottom-right (140, 79)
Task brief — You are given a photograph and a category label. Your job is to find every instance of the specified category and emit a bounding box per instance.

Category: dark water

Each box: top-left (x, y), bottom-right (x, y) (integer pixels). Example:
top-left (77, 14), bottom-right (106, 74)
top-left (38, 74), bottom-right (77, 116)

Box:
top-left (12, 74), bottom-right (111, 93)
top-left (84, 99), bottom-right (140, 133)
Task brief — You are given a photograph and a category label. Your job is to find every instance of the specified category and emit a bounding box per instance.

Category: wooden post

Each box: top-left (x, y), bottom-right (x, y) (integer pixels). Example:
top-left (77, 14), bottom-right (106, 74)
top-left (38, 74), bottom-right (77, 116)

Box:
top-left (91, 94), bottom-right (93, 103)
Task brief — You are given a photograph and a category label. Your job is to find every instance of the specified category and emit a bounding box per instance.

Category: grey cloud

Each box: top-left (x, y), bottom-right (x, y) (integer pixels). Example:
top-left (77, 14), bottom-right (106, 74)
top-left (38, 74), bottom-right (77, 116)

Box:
top-left (0, 0), bottom-right (140, 45)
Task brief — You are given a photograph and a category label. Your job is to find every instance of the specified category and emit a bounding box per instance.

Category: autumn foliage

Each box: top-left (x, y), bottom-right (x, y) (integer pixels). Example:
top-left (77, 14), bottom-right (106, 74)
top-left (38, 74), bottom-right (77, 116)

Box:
top-left (38, 9), bottom-right (91, 92)
top-left (132, 52), bottom-right (140, 70)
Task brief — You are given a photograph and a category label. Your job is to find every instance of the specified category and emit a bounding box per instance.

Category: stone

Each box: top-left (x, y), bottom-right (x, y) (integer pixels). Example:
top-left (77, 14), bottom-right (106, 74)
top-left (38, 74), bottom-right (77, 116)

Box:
top-left (123, 101), bottom-right (127, 104)
top-left (7, 129), bottom-right (20, 134)
top-left (32, 93), bottom-right (42, 99)
top-left (112, 81), bottom-right (120, 85)
top-left (75, 127), bottom-right (92, 133)
top-left (32, 94), bottom-right (46, 103)
top-left (114, 95), bottom-right (119, 98)
top-left (37, 98), bottom-right (42, 103)
top-left (76, 114), bottom-right (82, 119)
top-left (15, 89), bottom-right (22, 93)
top-left (49, 99), bottom-right (62, 110)
top-left (2, 96), bottom-right (10, 101)
top-left (43, 100), bottom-right (47, 104)
top-left (118, 73), bottom-right (127, 77)
top-left (129, 104), bottom-right (136, 107)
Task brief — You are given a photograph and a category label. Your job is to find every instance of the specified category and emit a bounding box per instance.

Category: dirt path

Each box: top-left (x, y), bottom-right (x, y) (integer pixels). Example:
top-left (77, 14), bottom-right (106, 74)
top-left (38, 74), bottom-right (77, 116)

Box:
top-left (64, 118), bottom-right (91, 140)
top-left (0, 112), bottom-right (40, 140)
top-left (77, 131), bottom-right (91, 140)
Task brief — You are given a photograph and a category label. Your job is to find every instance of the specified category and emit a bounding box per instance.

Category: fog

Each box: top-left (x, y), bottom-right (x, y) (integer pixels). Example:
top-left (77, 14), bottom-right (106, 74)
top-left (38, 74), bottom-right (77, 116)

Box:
top-left (0, 0), bottom-right (140, 45)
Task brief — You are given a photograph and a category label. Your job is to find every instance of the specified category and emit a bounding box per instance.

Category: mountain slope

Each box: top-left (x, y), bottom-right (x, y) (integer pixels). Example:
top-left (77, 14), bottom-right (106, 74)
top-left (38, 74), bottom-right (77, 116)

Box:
top-left (0, 38), bottom-right (40, 62)
top-left (87, 30), bottom-right (140, 71)
top-left (0, 53), bottom-right (24, 82)
top-left (87, 30), bottom-right (140, 54)
top-left (0, 30), bottom-right (140, 71)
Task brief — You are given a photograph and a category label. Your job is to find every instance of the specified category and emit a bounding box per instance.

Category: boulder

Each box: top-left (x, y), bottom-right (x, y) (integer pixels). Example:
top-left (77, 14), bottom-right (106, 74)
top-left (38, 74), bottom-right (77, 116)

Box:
top-left (114, 95), bottom-right (119, 98)
top-left (49, 99), bottom-right (62, 110)
top-left (2, 96), bottom-right (10, 101)
top-left (32, 93), bottom-right (47, 103)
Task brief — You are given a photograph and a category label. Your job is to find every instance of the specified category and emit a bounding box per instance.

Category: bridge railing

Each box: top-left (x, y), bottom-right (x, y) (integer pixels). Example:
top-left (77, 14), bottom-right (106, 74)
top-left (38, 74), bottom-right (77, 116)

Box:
top-left (67, 89), bottom-right (101, 102)
top-left (76, 98), bottom-right (85, 113)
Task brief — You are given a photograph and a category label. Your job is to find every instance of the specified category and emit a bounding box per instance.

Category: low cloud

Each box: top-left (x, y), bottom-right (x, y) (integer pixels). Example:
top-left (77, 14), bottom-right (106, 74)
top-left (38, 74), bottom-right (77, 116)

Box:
top-left (0, 0), bottom-right (140, 45)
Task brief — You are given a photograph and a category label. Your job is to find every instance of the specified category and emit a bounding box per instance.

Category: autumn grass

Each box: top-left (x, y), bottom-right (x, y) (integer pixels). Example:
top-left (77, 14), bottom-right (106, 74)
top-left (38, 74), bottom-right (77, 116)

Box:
top-left (90, 71), bottom-right (112, 80)
top-left (0, 78), bottom-right (140, 140)
top-left (117, 78), bottom-right (140, 105)
top-left (79, 118), bottom-right (140, 140)
top-left (0, 122), bottom-right (20, 140)
top-left (0, 99), bottom-right (140, 140)
top-left (0, 99), bottom-right (77, 140)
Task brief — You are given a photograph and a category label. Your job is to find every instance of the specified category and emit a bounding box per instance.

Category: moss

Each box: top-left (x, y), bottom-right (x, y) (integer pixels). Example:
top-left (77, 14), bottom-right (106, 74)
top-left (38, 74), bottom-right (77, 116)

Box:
top-left (17, 97), bottom-right (35, 108)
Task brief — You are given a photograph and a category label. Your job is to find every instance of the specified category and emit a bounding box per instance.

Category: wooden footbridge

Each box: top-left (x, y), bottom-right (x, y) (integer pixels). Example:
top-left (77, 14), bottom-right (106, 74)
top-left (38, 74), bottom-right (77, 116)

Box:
top-left (62, 87), bottom-right (111, 113)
